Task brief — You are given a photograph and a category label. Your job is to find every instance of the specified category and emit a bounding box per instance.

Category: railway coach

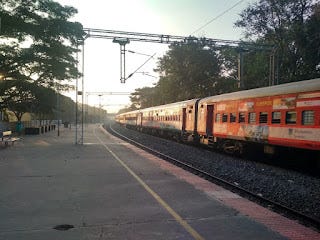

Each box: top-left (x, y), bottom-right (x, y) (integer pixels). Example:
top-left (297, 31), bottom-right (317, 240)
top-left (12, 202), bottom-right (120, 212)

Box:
top-left (197, 78), bottom-right (320, 154)
top-left (116, 110), bottom-right (140, 126)
top-left (116, 99), bottom-right (199, 141)
top-left (116, 78), bottom-right (320, 156)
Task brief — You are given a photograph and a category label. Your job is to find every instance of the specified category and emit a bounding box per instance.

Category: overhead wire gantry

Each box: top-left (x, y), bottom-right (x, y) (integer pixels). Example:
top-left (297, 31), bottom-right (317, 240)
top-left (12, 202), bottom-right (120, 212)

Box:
top-left (83, 28), bottom-right (271, 49)
top-left (75, 28), bottom-right (275, 144)
top-left (83, 28), bottom-right (275, 86)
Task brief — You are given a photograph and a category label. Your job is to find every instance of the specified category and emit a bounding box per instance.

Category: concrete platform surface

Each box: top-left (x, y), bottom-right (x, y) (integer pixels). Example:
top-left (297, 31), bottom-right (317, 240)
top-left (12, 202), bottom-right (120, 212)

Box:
top-left (0, 124), bottom-right (318, 240)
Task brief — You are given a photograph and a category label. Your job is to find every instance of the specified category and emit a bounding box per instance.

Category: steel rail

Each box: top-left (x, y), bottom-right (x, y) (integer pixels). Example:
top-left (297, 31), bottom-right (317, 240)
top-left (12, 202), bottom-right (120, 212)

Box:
top-left (106, 123), bottom-right (320, 231)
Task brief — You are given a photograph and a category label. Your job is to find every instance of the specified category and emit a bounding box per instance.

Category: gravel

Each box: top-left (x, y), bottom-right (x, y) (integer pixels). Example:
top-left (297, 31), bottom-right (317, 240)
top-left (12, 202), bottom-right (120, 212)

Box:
top-left (108, 122), bottom-right (320, 222)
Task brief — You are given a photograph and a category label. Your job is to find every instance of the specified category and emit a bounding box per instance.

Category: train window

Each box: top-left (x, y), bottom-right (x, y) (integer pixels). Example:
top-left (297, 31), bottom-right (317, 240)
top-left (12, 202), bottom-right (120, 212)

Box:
top-left (239, 112), bottom-right (245, 123)
top-left (248, 112), bottom-right (256, 124)
top-left (286, 111), bottom-right (297, 124)
top-left (222, 113), bottom-right (228, 123)
top-left (215, 113), bottom-right (221, 122)
top-left (302, 110), bottom-right (314, 125)
top-left (230, 113), bottom-right (236, 123)
top-left (272, 112), bottom-right (281, 124)
top-left (259, 112), bottom-right (268, 124)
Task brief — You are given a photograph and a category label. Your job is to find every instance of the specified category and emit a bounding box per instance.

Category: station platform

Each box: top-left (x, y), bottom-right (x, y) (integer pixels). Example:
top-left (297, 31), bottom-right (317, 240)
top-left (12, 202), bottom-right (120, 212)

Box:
top-left (0, 123), bottom-right (319, 240)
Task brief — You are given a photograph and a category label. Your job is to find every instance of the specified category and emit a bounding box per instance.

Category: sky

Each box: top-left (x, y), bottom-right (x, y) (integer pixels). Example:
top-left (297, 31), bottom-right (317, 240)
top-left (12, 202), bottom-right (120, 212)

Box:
top-left (57, 0), bottom-right (256, 113)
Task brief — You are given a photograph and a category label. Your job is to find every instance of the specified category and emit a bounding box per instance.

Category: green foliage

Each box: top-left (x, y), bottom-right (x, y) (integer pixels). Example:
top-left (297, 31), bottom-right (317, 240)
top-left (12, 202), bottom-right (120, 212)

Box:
top-left (0, 80), bottom-right (35, 121)
top-left (0, 0), bottom-right (84, 120)
top-left (155, 42), bottom-right (224, 101)
top-left (58, 94), bottom-right (77, 122)
top-left (235, 0), bottom-right (320, 83)
top-left (0, 80), bottom-right (55, 121)
top-left (0, 0), bottom-right (84, 87)
top-left (129, 87), bottom-right (156, 109)
top-left (241, 51), bottom-right (270, 89)
top-left (31, 83), bottom-right (57, 119)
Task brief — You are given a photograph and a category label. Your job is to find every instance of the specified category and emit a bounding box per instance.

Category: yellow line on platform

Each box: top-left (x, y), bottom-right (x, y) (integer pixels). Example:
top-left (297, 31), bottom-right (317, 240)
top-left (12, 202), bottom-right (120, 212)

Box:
top-left (95, 127), bottom-right (205, 240)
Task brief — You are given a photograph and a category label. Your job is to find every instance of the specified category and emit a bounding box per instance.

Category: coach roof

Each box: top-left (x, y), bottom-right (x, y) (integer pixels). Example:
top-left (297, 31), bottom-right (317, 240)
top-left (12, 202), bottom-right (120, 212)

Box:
top-left (199, 78), bottom-right (320, 104)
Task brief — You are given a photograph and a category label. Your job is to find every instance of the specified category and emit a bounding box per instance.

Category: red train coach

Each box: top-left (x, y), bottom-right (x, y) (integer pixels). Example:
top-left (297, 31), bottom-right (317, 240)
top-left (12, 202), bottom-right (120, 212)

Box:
top-left (197, 78), bottom-right (320, 154)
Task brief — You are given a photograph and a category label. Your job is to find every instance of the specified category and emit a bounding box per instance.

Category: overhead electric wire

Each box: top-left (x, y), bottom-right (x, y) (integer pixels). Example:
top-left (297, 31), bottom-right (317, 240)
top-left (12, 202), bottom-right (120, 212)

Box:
top-left (126, 53), bottom-right (156, 80)
top-left (126, 50), bottom-right (153, 57)
top-left (191, 0), bottom-right (245, 35)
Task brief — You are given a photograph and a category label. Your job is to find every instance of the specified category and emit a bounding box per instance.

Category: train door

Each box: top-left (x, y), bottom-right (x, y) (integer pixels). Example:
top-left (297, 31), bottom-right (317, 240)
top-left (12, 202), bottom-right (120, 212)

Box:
top-left (137, 112), bottom-right (142, 128)
top-left (206, 105), bottom-right (214, 135)
top-left (182, 108), bottom-right (187, 131)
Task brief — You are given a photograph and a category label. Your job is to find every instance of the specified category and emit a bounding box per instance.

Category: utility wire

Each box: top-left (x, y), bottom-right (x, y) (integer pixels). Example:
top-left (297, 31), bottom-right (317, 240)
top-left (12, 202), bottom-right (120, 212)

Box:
top-left (126, 50), bottom-right (153, 57)
top-left (126, 53), bottom-right (156, 80)
top-left (191, 0), bottom-right (245, 35)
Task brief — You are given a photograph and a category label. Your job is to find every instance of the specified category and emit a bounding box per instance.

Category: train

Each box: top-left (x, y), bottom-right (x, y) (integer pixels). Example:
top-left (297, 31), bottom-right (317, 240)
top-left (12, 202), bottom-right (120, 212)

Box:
top-left (115, 78), bottom-right (320, 156)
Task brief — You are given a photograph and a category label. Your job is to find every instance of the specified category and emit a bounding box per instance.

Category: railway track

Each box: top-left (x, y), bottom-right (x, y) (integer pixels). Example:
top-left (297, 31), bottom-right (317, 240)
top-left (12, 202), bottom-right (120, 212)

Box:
top-left (105, 123), bottom-right (320, 231)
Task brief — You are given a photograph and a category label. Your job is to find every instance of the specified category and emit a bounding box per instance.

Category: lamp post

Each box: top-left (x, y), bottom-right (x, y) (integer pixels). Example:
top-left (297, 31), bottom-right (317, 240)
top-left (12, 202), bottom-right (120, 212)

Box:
top-left (57, 86), bottom-right (60, 137)
top-left (98, 94), bottom-right (102, 123)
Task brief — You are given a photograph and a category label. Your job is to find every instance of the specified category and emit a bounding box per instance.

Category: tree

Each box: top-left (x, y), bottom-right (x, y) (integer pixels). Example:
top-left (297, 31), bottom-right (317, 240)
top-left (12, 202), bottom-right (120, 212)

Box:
top-left (299, 3), bottom-right (320, 79)
top-left (0, 0), bottom-right (84, 121)
top-left (235, 0), bottom-right (320, 83)
top-left (0, 0), bottom-right (84, 88)
top-left (0, 80), bottom-right (38, 121)
top-left (31, 84), bottom-right (57, 123)
top-left (154, 42), bottom-right (224, 102)
top-left (153, 42), bottom-right (238, 104)
top-left (59, 94), bottom-right (77, 123)
top-left (129, 87), bottom-right (155, 109)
